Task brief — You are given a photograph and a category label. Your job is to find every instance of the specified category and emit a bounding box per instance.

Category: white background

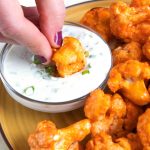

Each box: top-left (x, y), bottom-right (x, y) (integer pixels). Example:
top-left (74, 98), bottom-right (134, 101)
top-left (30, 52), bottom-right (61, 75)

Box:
top-left (0, 0), bottom-right (91, 149)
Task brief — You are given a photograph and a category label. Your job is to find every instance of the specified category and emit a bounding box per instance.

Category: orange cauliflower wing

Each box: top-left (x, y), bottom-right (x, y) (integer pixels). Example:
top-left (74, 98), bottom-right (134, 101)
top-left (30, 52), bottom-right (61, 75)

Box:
top-left (84, 89), bottom-right (142, 138)
top-left (80, 7), bottom-right (113, 42)
top-left (122, 99), bottom-right (143, 133)
top-left (131, 0), bottom-right (150, 7)
top-left (84, 89), bottom-right (139, 138)
top-left (110, 1), bottom-right (150, 44)
top-left (52, 37), bottom-right (86, 77)
top-left (137, 108), bottom-right (150, 150)
top-left (28, 119), bottom-right (91, 150)
top-left (143, 36), bottom-right (150, 60)
top-left (112, 41), bottom-right (143, 65)
top-left (108, 60), bottom-right (150, 105)
top-left (86, 132), bottom-right (135, 150)
top-left (84, 89), bottom-right (111, 121)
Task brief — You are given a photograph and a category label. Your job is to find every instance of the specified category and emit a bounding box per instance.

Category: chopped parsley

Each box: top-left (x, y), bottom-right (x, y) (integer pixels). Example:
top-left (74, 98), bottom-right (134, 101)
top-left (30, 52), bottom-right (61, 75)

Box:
top-left (88, 64), bottom-right (91, 68)
top-left (89, 55), bottom-right (96, 58)
top-left (84, 51), bottom-right (90, 57)
top-left (82, 70), bottom-right (90, 75)
top-left (33, 55), bottom-right (41, 65)
top-left (45, 65), bottom-right (57, 76)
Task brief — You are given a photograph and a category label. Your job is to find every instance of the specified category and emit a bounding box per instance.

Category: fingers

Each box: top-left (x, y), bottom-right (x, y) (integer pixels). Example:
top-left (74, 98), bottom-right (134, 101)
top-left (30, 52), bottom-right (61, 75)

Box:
top-left (22, 6), bottom-right (38, 18)
top-left (12, 18), bottom-right (52, 62)
top-left (35, 0), bottom-right (65, 48)
top-left (22, 6), bottom-right (40, 28)
top-left (0, 0), bottom-right (65, 63)
top-left (0, 0), bottom-right (52, 63)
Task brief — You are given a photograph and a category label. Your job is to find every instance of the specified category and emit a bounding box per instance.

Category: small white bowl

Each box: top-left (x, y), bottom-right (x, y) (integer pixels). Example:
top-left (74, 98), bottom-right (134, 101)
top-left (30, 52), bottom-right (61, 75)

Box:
top-left (0, 22), bottom-right (112, 113)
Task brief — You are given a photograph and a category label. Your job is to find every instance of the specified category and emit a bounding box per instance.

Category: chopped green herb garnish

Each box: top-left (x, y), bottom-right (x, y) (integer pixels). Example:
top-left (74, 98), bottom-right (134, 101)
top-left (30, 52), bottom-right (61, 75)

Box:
top-left (82, 70), bottom-right (90, 75)
top-left (33, 56), bottom-right (41, 65)
top-left (23, 86), bottom-right (35, 94)
top-left (89, 55), bottom-right (96, 58)
top-left (45, 66), bottom-right (53, 73)
top-left (88, 64), bottom-right (91, 68)
top-left (45, 65), bottom-right (56, 75)
top-left (84, 51), bottom-right (90, 57)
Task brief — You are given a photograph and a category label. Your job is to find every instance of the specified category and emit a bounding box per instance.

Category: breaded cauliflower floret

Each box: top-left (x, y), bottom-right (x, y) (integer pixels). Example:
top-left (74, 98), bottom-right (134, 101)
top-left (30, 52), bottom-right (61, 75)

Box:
top-left (110, 1), bottom-right (150, 44)
top-left (131, 0), bottom-right (150, 7)
top-left (143, 36), bottom-right (150, 60)
top-left (80, 7), bottom-right (113, 42)
top-left (112, 41), bottom-right (142, 65)
top-left (28, 119), bottom-right (91, 150)
top-left (108, 60), bottom-right (150, 105)
top-left (52, 37), bottom-right (86, 77)
top-left (137, 108), bottom-right (150, 149)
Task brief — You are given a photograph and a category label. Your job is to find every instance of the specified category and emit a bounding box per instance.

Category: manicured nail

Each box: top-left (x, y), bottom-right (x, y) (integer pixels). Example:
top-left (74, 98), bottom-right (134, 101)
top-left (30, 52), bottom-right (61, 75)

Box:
top-left (54, 31), bottom-right (62, 46)
top-left (33, 55), bottom-right (47, 64)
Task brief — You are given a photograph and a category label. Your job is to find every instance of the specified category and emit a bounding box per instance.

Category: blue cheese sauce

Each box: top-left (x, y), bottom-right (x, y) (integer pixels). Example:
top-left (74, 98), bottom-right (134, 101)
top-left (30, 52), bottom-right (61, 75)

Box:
top-left (3, 24), bottom-right (112, 102)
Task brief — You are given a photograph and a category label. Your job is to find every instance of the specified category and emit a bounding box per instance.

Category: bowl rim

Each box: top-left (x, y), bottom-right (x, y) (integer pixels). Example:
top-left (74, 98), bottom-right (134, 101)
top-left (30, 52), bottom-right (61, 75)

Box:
top-left (0, 21), bottom-right (112, 105)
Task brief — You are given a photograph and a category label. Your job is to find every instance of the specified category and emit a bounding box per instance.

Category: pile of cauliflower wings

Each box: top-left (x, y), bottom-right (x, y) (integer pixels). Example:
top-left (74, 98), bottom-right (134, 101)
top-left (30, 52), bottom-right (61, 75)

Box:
top-left (28, 0), bottom-right (150, 149)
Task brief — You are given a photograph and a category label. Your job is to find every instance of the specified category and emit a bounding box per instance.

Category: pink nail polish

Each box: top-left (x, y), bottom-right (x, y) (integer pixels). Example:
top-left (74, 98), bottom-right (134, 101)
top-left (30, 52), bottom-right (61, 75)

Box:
top-left (54, 31), bottom-right (62, 46)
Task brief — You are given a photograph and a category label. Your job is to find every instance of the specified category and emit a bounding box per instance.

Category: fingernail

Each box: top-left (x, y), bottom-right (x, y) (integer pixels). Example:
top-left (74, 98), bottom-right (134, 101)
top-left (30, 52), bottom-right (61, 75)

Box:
top-left (54, 31), bottom-right (62, 46)
top-left (33, 55), bottom-right (47, 64)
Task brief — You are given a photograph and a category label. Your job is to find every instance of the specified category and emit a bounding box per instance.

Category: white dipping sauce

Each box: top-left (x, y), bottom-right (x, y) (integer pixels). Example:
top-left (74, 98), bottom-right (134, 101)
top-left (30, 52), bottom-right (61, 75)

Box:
top-left (3, 24), bottom-right (112, 102)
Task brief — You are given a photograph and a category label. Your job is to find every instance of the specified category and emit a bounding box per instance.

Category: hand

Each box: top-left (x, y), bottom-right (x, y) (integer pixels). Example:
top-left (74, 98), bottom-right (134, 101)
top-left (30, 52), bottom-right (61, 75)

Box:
top-left (0, 0), bottom-right (65, 63)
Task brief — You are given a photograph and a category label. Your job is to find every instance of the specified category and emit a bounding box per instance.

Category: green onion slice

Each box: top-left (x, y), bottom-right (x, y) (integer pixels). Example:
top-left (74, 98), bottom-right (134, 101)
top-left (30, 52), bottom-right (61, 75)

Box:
top-left (84, 51), bottom-right (90, 57)
top-left (23, 86), bottom-right (35, 94)
top-left (82, 70), bottom-right (90, 75)
top-left (88, 64), bottom-right (91, 68)
top-left (45, 66), bottom-right (56, 75)
top-left (33, 56), bottom-right (41, 65)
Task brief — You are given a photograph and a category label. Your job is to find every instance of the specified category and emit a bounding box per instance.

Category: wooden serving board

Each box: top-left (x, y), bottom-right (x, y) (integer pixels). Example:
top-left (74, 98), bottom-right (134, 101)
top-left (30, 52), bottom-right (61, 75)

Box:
top-left (0, 0), bottom-right (130, 149)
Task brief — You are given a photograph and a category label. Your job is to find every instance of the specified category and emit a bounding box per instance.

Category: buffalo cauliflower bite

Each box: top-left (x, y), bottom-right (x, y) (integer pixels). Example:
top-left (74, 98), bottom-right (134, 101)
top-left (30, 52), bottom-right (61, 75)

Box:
top-left (143, 36), bottom-right (150, 60)
top-left (52, 37), bottom-right (86, 77)
top-left (123, 99), bottom-right (143, 133)
top-left (112, 41), bottom-right (142, 65)
top-left (86, 132), bottom-right (143, 150)
top-left (84, 89), bottom-right (111, 121)
top-left (108, 60), bottom-right (150, 105)
top-left (131, 0), bottom-right (150, 7)
top-left (84, 89), bottom-right (126, 137)
top-left (137, 108), bottom-right (150, 150)
top-left (110, 98), bottom-right (143, 138)
top-left (28, 119), bottom-right (91, 150)
top-left (110, 1), bottom-right (150, 44)
top-left (85, 93), bottom-right (143, 150)
top-left (80, 7), bottom-right (113, 42)
top-left (84, 89), bottom-right (142, 139)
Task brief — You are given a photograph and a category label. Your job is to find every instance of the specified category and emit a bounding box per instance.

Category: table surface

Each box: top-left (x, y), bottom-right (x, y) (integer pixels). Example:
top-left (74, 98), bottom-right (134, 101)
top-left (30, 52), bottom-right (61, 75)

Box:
top-left (0, 0), bottom-right (92, 149)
